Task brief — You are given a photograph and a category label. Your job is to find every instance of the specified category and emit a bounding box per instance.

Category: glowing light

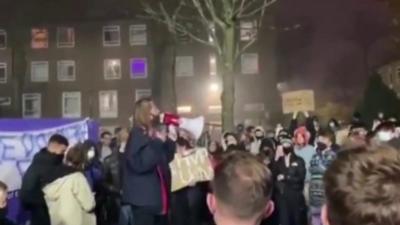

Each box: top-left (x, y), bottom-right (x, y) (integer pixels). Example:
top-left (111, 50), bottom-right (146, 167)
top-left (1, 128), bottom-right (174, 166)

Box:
top-left (209, 82), bottom-right (219, 92)
top-left (177, 105), bottom-right (192, 114)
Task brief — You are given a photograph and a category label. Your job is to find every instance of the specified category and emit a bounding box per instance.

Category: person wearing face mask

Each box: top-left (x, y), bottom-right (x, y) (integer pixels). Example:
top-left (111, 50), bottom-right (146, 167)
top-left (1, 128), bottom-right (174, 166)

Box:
top-left (309, 130), bottom-right (337, 225)
top-left (0, 181), bottom-right (15, 225)
top-left (20, 134), bottom-right (69, 225)
top-left (293, 127), bottom-right (316, 206)
top-left (273, 136), bottom-right (307, 225)
top-left (250, 126), bottom-right (266, 155)
top-left (43, 143), bottom-right (96, 225)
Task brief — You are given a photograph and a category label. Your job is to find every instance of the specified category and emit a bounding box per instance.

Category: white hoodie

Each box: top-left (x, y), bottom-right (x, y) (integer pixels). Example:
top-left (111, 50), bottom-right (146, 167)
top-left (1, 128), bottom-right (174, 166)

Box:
top-left (43, 172), bottom-right (96, 225)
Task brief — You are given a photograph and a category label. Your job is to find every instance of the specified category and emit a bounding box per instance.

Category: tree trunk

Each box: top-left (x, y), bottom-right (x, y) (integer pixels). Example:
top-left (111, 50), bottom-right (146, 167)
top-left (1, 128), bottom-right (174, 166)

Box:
top-left (151, 27), bottom-right (177, 113)
top-left (159, 44), bottom-right (177, 113)
top-left (10, 26), bottom-right (26, 117)
top-left (220, 25), bottom-right (236, 132)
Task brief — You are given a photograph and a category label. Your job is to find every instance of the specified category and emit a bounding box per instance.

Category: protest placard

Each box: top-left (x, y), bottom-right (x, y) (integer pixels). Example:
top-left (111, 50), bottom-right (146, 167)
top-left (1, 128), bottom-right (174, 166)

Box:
top-left (282, 90), bottom-right (315, 114)
top-left (170, 148), bottom-right (214, 192)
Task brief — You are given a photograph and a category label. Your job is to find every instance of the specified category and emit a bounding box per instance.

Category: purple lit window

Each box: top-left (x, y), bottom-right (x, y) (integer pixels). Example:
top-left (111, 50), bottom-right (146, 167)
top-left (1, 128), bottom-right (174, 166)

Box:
top-left (130, 58), bottom-right (148, 79)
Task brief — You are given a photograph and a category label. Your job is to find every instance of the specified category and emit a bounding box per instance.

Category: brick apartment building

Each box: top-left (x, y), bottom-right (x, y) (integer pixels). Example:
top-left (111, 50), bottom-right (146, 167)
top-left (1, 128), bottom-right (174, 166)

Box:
top-left (0, 17), bottom-right (279, 128)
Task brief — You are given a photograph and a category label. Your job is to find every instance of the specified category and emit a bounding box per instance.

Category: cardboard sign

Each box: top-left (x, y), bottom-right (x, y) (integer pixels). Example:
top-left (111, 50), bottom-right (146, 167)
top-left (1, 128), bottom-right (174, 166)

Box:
top-left (170, 148), bottom-right (214, 192)
top-left (282, 90), bottom-right (315, 114)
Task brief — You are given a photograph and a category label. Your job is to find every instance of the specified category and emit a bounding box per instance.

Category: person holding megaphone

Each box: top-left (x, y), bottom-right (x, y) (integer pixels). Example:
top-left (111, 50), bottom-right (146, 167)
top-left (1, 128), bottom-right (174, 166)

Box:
top-left (121, 97), bottom-right (177, 225)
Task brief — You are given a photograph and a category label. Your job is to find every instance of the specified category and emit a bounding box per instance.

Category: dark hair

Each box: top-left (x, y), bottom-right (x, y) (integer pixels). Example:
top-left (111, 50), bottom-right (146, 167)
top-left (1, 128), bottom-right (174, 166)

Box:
top-left (212, 151), bottom-right (273, 220)
top-left (134, 97), bottom-right (154, 128)
top-left (65, 143), bottom-right (87, 169)
top-left (0, 181), bottom-right (7, 192)
top-left (318, 129), bottom-right (335, 143)
top-left (49, 134), bottom-right (69, 147)
top-left (223, 132), bottom-right (238, 141)
top-left (324, 146), bottom-right (400, 225)
top-left (114, 127), bottom-right (122, 135)
top-left (101, 131), bottom-right (112, 138)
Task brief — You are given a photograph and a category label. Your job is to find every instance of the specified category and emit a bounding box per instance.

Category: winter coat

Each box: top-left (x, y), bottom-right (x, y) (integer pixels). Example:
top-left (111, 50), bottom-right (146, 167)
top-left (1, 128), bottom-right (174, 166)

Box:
top-left (122, 127), bottom-right (176, 215)
top-left (309, 149), bottom-right (336, 207)
top-left (43, 172), bottom-right (96, 225)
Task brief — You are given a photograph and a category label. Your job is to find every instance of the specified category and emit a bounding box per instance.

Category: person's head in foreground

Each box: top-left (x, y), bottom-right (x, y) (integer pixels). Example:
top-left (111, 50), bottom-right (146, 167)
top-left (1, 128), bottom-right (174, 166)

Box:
top-left (322, 145), bottom-right (400, 225)
top-left (0, 181), bottom-right (8, 217)
top-left (208, 151), bottom-right (274, 225)
top-left (64, 143), bottom-right (88, 170)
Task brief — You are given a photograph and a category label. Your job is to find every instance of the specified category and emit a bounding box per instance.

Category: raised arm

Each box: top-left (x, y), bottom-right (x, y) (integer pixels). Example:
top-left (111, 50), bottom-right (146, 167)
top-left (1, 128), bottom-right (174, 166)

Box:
top-left (124, 128), bottom-right (162, 174)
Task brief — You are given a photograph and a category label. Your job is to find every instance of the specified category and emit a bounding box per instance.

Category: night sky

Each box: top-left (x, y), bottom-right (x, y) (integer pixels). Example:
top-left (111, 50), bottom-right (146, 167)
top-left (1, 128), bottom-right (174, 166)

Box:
top-left (275, 0), bottom-right (397, 102)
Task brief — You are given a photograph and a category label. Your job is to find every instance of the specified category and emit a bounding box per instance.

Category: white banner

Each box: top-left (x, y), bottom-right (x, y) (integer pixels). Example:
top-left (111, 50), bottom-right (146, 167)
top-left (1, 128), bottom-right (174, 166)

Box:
top-left (0, 119), bottom-right (89, 192)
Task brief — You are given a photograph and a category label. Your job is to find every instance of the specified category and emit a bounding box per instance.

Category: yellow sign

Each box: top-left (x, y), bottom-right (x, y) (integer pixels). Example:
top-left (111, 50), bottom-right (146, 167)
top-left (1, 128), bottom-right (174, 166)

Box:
top-left (282, 90), bottom-right (315, 114)
top-left (170, 148), bottom-right (214, 192)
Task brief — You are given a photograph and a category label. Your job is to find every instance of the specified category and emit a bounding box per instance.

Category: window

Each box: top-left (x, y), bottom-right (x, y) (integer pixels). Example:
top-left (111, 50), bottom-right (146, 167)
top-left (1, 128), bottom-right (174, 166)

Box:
top-left (0, 30), bottom-right (7, 49)
top-left (135, 89), bottom-right (152, 101)
top-left (62, 92), bottom-right (81, 118)
top-left (31, 28), bottom-right (49, 49)
top-left (177, 105), bottom-right (192, 114)
top-left (22, 93), bottom-right (41, 118)
top-left (208, 105), bottom-right (222, 114)
top-left (176, 56), bottom-right (194, 77)
top-left (31, 61), bottom-right (49, 82)
top-left (57, 27), bottom-right (75, 48)
top-left (0, 97), bottom-right (11, 106)
top-left (130, 58), bottom-right (148, 79)
top-left (57, 60), bottom-right (76, 81)
top-left (209, 55), bottom-right (217, 76)
top-left (209, 24), bottom-right (216, 43)
top-left (99, 90), bottom-right (118, 118)
top-left (130, 24), bottom-right (147, 46)
top-left (0, 63), bottom-right (7, 83)
top-left (103, 25), bottom-right (120, 47)
top-left (244, 103), bottom-right (265, 112)
top-left (104, 59), bottom-right (121, 80)
top-left (240, 21), bottom-right (257, 41)
top-left (241, 53), bottom-right (259, 75)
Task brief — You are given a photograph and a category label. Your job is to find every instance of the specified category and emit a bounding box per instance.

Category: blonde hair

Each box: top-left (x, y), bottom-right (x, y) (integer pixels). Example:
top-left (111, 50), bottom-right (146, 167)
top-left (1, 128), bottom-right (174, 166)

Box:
top-left (134, 97), bottom-right (153, 128)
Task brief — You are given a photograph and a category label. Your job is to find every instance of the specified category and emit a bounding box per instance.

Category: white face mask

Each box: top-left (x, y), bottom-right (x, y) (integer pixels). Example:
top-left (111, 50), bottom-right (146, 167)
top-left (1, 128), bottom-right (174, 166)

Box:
top-left (377, 131), bottom-right (393, 142)
top-left (87, 147), bottom-right (95, 160)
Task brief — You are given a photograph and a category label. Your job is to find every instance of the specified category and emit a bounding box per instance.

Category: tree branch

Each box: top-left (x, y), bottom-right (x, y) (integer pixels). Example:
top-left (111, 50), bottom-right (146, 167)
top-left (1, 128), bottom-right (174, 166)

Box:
top-left (237, 0), bottom-right (277, 19)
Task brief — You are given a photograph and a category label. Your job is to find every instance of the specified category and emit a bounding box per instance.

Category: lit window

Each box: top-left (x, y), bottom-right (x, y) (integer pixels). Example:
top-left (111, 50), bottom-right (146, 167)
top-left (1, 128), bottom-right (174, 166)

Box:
top-left (210, 55), bottom-right (217, 76)
top-left (31, 28), bottom-right (49, 49)
top-left (104, 59), bottom-right (122, 80)
top-left (208, 105), bottom-right (222, 114)
top-left (130, 24), bottom-right (147, 46)
top-left (0, 97), bottom-right (11, 106)
top-left (57, 60), bottom-right (76, 82)
top-left (176, 56), bottom-right (194, 77)
top-left (62, 92), bottom-right (81, 118)
top-left (209, 24), bottom-right (215, 43)
top-left (0, 30), bottom-right (7, 49)
top-left (240, 21), bottom-right (257, 41)
top-left (135, 89), bottom-right (152, 101)
top-left (57, 27), bottom-right (75, 48)
top-left (177, 105), bottom-right (192, 114)
top-left (99, 90), bottom-right (118, 118)
top-left (0, 63), bottom-right (7, 83)
top-left (31, 61), bottom-right (49, 82)
top-left (244, 103), bottom-right (265, 112)
top-left (103, 25), bottom-right (121, 47)
top-left (241, 53), bottom-right (259, 75)
top-left (130, 58), bottom-right (148, 79)
top-left (22, 93), bottom-right (41, 118)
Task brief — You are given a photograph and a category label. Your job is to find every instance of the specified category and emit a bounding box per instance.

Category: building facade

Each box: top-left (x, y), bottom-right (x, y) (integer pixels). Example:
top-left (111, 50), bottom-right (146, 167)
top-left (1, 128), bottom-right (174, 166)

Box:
top-left (0, 18), bottom-right (279, 128)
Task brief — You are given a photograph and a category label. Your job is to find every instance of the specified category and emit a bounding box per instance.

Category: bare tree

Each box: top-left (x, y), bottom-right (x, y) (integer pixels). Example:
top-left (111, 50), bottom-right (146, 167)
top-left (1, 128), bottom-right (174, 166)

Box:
top-left (142, 0), bottom-right (276, 131)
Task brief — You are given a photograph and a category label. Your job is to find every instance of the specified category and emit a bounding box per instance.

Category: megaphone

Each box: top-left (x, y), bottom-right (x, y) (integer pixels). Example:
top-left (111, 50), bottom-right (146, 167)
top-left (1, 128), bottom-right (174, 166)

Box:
top-left (160, 113), bottom-right (205, 139)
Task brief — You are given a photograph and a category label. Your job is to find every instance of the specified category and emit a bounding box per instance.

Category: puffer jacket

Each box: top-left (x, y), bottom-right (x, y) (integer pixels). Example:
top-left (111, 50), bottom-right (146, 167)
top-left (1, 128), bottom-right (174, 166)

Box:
top-left (43, 172), bottom-right (96, 225)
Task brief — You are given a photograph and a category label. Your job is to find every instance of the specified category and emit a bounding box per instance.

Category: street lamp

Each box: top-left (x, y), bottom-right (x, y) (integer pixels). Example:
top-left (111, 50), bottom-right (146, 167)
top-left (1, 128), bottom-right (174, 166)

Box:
top-left (209, 82), bottom-right (219, 92)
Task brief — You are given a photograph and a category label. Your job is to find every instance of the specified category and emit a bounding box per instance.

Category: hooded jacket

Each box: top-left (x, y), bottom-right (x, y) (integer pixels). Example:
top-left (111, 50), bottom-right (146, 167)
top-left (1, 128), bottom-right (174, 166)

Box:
top-left (43, 172), bottom-right (96, 225)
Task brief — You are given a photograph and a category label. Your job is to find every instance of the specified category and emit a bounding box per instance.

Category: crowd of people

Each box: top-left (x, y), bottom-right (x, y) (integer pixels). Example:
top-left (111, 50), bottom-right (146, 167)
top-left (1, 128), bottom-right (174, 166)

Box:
top-left (1, 97), bottom-right (400, 225)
